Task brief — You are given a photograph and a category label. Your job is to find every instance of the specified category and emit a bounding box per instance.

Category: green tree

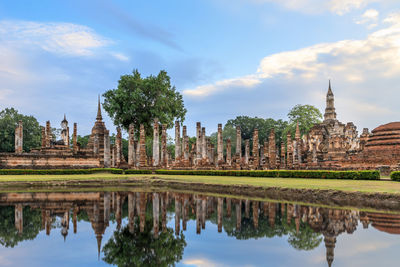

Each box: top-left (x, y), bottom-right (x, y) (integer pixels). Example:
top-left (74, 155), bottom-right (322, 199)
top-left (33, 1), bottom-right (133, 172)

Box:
top-left (0, 108), bottom-right (41, 152)
top-left (103, 69), bottom-right (187, 136)
top-left (285, 104), bottom-right (322, 138)
top-left (223, 116), bottom-right (288, 153)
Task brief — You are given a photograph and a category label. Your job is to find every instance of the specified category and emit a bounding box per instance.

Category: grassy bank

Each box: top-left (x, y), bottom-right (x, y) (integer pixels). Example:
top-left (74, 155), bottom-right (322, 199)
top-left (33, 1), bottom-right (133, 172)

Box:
top-left (0, 173), bottom-right (400, 194)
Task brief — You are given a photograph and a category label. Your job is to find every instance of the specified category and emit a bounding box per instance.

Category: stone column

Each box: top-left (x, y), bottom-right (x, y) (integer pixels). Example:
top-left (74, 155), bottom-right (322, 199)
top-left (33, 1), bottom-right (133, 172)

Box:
top-left (72, 123), bottom-right (78, 153)
top-left (104, 130), bottom-right (111, 168)
top-left (139, 193), bottom-right (146, 233)
top-left (196, 122), bottom-right (202, 165)
top-left (41, 126), bottom-right (46, 149)
top-left (175, 121), bottom-right (181, 163)
top-left (252, 128), bottom-right (259, 168)
top-left (226, 138), bottom-right (232, 166)
top-left (110, 144), bottom-right (115, 167)
top-left (196, 197), bottom-right (201, 234)
top-left (128, 124), bottom-right (135, 167)
top-left (226, 198), bottom-right (232, 218)
top-left (244, 139), bottom-right (250, 165)
top-left (183, 195), bottom-right (189, 231)
top-left (236, 200), bottom-right (242, 231)
top-left (217, 198), bottom-right (223, 233)
top-left (236, 126), bottom-right (241, 159)
top-left (253, 201), bottom-right (259, 229)
top-left (153, 193), bottom-right (160, 238)
top-left (210, 144), bottom-right (215, 165)
top-left (139, 124), bottom-right (147, 167)
top-left (201, 198), bottom-right (206, 229)
top-left (245, 199), bottom-right (250, 218)
top-left (263, 141), bottom-right (269, 168)
top-left (15, 120), bottom-right (23, 154)
top-left (182, 126), bottom-right (187, 166)
top-left (128, 193), bottom-right (135, 234)
top-left (201, 127), bottom-right (207, 164)
top-left (116, 127), bottom-right (122, 166)
top-left (135, 141), bottom-right (140, 167)
top-left (153, 119), bottom-right (160, 167)
top-left (15, 204), bottom-right (23, 234)
top-left (175, 195), bottom-right (181, 236)
top-left (183, 126), bottom-right (189, 166)
top-left (104, 192), bottom-right (110, 227)
top-left (268, 129), bottom-right (276, 169)
top-left (45, 121), bottom-right (51, 147)
top-left (287, 132), bottom-right (293, 168)
top-left (161, 124), bottom-right (167, 167)
top-left (281, 141), bottom-right (286, 169)
top-left (217, 124), bottom-right (224, 164)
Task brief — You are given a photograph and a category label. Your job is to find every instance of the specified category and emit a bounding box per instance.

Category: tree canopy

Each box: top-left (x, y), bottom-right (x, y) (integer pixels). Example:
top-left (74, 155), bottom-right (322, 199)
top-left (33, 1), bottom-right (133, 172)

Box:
top-left (103, 69), bottom-right (187, 136)
top-left (285, 104), bottom-right (323, 138)
top-left (0, 108), bottom-right (41, 152)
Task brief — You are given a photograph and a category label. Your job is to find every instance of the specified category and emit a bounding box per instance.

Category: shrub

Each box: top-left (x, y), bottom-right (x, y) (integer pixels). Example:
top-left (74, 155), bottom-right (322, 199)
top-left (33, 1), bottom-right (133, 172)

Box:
top-left (154, 169), bottom-right (380, 180)
top-left (0, 168), bottom-right (124, 175)
top-left (390, 171), bottom-right (400, 181)
top-left (124, 169), bottom-right (152, 174)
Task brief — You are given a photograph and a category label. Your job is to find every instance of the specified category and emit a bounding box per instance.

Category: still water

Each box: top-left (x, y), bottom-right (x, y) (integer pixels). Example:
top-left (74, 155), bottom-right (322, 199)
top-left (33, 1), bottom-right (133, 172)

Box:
top-left (0, 189), bottom-right (399, 267)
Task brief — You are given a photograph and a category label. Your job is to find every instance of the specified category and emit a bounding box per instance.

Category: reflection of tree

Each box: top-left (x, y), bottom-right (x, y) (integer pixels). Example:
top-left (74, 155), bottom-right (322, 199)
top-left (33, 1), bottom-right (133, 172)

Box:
top-left (220, 205), bottom-right (322, 251)
top-left (0, 206), bottom-right (42, 248)
top-left (103, 217), bottom-right (186, 267)
top-left (288, 223), bottom-right (323, 251)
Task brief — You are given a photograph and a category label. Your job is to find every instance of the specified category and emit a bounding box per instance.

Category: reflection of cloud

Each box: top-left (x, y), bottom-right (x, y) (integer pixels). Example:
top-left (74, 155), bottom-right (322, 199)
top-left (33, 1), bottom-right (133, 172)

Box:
top-left (0, 20), bottom-right (109, 56)
top-left (183, 257), bottom-right (223, 267)
top-left (341, 241), bottom-right (393, 257)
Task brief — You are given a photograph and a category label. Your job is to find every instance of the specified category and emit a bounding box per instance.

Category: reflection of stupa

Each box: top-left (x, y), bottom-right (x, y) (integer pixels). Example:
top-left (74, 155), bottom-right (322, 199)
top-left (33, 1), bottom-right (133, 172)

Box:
top-left (366, 212), bottom-right (400, 235)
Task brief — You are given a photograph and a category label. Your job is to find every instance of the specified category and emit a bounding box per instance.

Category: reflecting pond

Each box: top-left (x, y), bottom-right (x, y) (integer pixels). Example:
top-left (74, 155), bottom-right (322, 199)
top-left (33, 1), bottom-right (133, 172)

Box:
top-left (0, 189), bottom-right (399, 266)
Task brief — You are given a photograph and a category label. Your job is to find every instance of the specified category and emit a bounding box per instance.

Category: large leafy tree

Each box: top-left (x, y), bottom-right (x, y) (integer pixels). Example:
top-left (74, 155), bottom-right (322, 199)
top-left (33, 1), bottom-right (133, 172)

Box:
top-left (103, 70), bottom-right (187, 136)
top-left (0, 108), bottom-right (42, 152)
top-left (285, 104), bottom-right (322, 138)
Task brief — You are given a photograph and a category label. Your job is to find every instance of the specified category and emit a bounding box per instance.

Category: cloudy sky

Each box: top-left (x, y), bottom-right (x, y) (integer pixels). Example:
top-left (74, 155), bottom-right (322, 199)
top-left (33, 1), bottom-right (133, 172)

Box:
top-left (0, 0), bottom-right (399, 136)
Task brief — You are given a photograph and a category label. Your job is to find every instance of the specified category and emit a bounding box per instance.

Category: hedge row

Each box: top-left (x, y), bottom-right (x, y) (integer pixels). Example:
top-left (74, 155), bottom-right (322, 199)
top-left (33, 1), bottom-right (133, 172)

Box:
top-left (124, 169), bottom-right (152, 174)
top-left (390, 171), bottom-right (400, 181)
top-left (154, 169), bottom-right (380, 180)
top-left (0, 168), bottom-right (124, 175)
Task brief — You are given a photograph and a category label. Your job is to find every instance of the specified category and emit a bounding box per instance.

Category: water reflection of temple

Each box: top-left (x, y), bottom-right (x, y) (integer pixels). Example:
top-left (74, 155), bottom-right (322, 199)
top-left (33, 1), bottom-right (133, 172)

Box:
top-left (2, 191), bottom-right (400, 266)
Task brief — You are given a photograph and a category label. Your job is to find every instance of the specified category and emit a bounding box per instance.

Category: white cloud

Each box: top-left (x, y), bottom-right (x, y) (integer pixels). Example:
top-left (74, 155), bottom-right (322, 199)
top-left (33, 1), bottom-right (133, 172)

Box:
top-left (183, 75), bottom-right (261, 97)
top-left (111, 52), bottom-right (130, 61)
top-left (0, 20), bottom-right (109, 56)
top-left (355, 9), bottom-right (379, 26)
top-left (184, 11), bottom-right (400, 98)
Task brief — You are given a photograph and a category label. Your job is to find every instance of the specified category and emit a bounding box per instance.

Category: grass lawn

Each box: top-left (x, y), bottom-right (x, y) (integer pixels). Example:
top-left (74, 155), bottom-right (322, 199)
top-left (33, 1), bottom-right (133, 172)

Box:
top-left (0, 173), bottom-right (399, 194)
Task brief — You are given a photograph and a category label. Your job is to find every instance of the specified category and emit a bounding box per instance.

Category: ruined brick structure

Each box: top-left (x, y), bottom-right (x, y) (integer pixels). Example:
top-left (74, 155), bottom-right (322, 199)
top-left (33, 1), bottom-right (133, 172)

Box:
top-left (0, 98), bottom-right (110, 169)
top-left (2, 81), bottom-right (400, 172)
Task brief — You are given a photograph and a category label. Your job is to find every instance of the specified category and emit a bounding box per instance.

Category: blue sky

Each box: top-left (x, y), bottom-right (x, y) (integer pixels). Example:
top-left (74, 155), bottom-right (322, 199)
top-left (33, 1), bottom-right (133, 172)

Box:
top-left (0, 0), bottom-right (399, 136)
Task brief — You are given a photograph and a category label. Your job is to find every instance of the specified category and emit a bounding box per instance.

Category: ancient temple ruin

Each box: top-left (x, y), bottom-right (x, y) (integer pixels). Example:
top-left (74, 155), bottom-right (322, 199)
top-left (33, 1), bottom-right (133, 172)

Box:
top-left (1, 81), bottom-right (400, 172)
top-left (0, 97), bottom-right (111, 169)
